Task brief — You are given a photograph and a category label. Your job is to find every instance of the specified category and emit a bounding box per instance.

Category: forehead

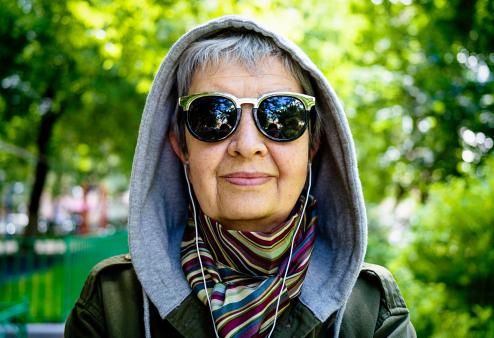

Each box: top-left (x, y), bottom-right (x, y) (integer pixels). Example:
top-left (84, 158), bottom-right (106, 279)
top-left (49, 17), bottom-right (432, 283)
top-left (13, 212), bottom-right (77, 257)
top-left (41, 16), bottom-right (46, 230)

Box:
top-left (188, 57), bottom-right (303, 96)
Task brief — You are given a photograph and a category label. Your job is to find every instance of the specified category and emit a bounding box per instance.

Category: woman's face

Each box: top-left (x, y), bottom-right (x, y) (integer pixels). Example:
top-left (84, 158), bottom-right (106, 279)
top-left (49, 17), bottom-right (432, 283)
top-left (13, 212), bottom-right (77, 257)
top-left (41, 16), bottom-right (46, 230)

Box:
top-left (173, 57), bottom-right (310, 232)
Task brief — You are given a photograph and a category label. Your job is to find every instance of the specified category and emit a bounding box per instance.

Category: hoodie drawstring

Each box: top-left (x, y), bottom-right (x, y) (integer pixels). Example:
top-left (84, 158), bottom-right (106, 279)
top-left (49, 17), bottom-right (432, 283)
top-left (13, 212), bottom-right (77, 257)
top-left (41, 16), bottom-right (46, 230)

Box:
top-left (143, 289), bottom-right (151, 338)
top-left (333, 301), bottom-right (347, 337)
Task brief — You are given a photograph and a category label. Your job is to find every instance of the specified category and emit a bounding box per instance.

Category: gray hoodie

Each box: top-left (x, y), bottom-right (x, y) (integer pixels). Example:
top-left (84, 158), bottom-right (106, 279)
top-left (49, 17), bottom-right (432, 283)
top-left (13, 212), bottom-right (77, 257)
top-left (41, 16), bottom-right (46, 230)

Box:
top-left (128, 15), bottom-right (367, 337)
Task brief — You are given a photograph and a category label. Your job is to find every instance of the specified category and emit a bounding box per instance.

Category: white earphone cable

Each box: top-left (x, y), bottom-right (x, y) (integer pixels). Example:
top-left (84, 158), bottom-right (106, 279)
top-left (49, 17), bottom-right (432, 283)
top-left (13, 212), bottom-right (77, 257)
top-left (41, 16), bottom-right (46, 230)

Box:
top-left (266, 161), bottom-right (312, 338)
top-left (183, 163), bottom-right (221, 338)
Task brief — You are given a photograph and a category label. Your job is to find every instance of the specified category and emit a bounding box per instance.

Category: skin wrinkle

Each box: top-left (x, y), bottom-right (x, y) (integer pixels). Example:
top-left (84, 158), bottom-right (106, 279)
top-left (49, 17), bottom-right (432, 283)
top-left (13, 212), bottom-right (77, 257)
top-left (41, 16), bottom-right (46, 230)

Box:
top-left (170, 57), bottom-right (311, 232)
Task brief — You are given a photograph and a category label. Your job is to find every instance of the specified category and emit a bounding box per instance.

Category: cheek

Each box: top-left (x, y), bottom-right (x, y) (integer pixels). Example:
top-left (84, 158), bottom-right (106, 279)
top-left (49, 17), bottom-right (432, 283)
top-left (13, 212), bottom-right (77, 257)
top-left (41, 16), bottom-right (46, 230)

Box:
top-left (187, 156), bottom-right (217, 214)
top-left (186, 140), bottom-right (225, 197)
top-left (189, 151), bottom-right (216, 185)
top-left (275, 144), bottom-right (309, 185)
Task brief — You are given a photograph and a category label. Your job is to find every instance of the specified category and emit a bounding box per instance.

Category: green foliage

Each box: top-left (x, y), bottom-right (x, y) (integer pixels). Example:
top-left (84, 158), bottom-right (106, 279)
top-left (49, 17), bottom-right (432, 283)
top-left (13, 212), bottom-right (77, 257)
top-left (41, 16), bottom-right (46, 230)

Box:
top-left (0, 0), bottom-right (137, 184)
top-left (408, 156), bottom-right (494, 296)
top-left (392, 266), bottom-right (494, 338)
top-left (393, 156), bottom-right (494, 337)
top-left (365, 204), bottom-right (399, 266)
top-left (347, 0), bottom-right (494, 202)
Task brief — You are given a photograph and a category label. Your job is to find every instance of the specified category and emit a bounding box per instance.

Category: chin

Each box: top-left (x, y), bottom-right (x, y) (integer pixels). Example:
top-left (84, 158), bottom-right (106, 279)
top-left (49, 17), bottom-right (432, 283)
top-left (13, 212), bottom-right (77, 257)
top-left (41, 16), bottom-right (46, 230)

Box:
top-left (223, 206), bottom-right (272, 220)
top-left (216, 203), bottom-right (285, 231)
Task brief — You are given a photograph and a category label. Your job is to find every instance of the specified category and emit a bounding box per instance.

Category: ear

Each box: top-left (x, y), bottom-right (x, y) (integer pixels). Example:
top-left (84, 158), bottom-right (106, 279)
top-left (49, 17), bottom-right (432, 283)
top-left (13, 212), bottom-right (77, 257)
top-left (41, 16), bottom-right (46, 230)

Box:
top-left (169, 132), bottom-right (188, 163)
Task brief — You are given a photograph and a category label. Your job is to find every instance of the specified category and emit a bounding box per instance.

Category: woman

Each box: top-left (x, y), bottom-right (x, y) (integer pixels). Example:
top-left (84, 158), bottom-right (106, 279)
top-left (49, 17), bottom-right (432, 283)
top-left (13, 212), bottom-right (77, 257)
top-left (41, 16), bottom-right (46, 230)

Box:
top-left (65, 16), bottom-right (415, 337)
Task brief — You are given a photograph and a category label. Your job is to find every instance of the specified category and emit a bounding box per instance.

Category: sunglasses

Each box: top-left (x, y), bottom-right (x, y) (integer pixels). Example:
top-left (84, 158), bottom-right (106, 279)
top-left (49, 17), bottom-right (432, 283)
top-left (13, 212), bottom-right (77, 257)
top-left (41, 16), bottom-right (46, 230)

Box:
top-left (178, 92), bottom-right (316, 142)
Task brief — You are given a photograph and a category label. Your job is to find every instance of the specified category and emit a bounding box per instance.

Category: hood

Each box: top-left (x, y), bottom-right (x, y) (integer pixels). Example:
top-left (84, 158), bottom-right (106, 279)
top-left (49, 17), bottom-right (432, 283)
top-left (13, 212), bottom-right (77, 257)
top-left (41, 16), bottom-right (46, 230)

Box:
top-left (128, 15), bottom-right (367, 328)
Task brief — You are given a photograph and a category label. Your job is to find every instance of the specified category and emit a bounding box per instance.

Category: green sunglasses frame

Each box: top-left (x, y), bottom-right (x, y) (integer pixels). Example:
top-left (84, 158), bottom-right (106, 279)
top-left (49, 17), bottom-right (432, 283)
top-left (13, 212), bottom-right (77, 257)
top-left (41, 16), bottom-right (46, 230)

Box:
top-left (178, 91), bottom-right (316, 142)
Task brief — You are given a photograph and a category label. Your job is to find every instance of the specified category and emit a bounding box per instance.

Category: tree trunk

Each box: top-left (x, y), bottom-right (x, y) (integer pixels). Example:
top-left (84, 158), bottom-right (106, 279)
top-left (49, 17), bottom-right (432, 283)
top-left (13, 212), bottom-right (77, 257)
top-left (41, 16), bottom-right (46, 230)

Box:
top-left (25, 110), bottom-right (59, 235)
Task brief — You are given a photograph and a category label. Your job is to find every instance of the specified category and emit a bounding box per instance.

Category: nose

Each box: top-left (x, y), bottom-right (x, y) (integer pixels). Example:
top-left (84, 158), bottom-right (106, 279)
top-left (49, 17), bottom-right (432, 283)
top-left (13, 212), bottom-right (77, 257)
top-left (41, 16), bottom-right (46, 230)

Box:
top-left (227, 104), bottom-right (268, 158)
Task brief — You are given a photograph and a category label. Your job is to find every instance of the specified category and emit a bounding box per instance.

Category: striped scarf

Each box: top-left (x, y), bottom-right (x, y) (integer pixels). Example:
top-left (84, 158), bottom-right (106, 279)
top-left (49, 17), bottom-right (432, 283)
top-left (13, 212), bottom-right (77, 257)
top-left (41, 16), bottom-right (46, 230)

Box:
top-left (180, 195), bottom-right (317, 338)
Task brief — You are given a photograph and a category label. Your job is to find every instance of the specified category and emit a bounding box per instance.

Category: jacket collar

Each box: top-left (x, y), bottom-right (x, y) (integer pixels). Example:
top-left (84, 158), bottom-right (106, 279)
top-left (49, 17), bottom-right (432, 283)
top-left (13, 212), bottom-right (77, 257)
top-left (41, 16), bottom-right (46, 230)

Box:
top-left (165, 294), bottom-right (329, 338)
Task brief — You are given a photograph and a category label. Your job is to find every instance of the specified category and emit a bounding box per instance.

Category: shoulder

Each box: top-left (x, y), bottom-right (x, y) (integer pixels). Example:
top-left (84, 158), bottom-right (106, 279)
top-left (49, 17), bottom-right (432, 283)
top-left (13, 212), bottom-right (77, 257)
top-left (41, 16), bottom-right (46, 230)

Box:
top-left (359, 263), bottom-right (407, 310)
top-left (78, 253), bottom-right (136, 302)
top-left (65, 254), bottom-right (144, 337)
top-left (340, 263), bottom-right (416, 337)
top-left (347, 262), bottom-right (408, 310)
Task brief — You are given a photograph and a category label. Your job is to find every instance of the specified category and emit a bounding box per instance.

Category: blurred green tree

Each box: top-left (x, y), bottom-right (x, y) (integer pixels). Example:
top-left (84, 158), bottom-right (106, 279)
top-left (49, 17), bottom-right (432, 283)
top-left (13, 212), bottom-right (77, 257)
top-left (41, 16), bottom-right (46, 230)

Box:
top-left (0, 0), bottom-right (140, 233)
top-left (345, 3), bottom-right (494, 335)
top-left (346, 0), bottom-right (494, 202)
top-left (0, 0), bottom-right (197, 233)
top-left (393, 155), bottom-right (494, 337)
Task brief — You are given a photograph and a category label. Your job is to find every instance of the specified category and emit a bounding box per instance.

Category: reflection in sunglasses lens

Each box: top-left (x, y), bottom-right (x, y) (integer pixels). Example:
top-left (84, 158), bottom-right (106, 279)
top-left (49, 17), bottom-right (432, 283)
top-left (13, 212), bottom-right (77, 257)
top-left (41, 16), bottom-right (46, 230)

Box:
top-left (257, 96), bottom-right (306, 141)
top-left (188, 96), bottom-right (237, 141)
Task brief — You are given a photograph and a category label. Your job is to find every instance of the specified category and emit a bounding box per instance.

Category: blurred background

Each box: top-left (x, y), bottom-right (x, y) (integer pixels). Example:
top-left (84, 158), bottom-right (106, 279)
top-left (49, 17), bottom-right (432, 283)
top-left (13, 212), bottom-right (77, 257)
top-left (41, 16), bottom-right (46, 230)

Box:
top-left (1, 0), bottom-right (493, 336)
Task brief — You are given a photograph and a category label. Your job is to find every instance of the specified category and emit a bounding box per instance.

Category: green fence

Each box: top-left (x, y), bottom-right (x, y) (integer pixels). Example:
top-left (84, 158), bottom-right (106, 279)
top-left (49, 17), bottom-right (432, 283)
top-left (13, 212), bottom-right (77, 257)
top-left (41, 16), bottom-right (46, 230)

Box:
top-left (0, 230), bottom-right (128, 323)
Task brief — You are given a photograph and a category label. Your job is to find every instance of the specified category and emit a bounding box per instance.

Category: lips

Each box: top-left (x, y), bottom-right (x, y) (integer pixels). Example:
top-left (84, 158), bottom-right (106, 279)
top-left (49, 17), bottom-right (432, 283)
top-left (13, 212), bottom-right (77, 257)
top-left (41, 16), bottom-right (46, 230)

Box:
top-left (221, 172), bottom-right (274, 186)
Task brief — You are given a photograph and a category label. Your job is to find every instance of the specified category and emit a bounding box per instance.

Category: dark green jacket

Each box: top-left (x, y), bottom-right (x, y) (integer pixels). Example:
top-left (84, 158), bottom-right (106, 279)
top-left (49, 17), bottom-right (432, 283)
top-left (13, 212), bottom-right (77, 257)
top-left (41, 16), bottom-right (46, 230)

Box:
top-left (65, 255), bottom-right (415, 338)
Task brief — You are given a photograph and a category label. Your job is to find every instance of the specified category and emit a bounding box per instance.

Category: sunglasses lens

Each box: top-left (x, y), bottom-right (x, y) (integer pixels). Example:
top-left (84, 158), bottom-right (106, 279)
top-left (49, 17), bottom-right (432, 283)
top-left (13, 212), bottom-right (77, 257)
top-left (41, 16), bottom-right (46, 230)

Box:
top-left (187, 96), bottom-right (238, 141)
top-left (257, 96), bottom-right (307, 141)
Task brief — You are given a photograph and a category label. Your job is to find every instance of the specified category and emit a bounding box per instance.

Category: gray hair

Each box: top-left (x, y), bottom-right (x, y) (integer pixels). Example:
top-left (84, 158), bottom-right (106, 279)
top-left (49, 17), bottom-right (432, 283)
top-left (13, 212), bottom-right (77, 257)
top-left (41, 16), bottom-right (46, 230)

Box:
top-left (172, 32), bottom-right (321, 153)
